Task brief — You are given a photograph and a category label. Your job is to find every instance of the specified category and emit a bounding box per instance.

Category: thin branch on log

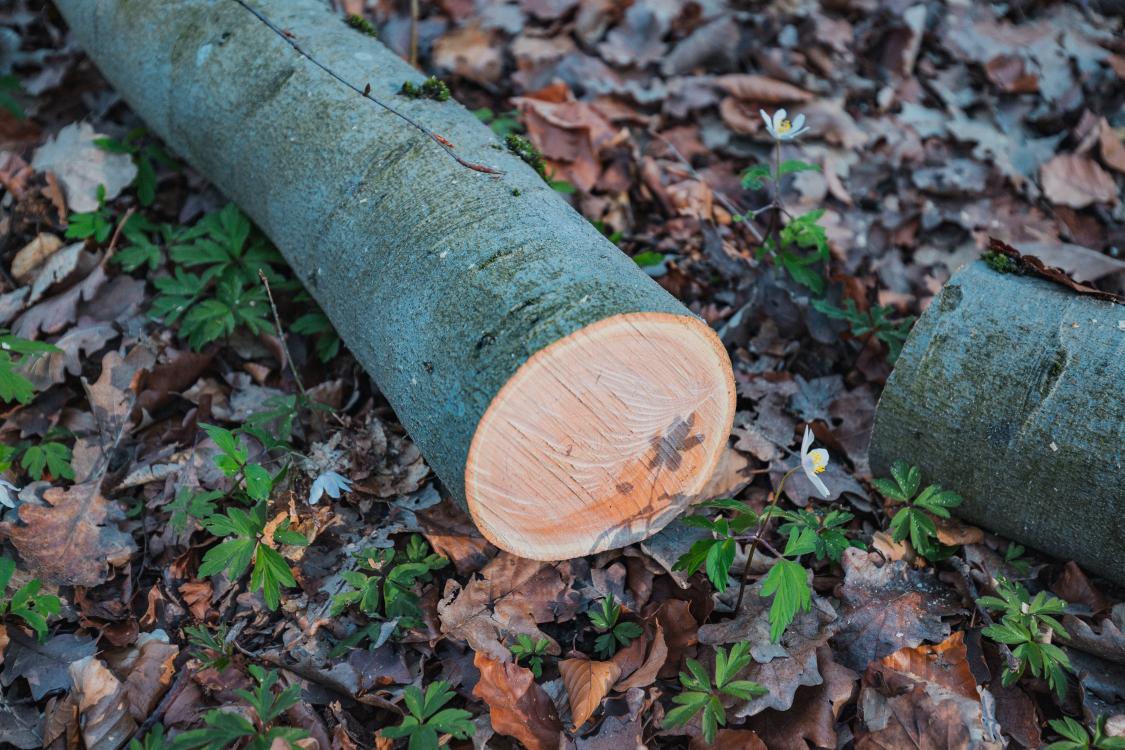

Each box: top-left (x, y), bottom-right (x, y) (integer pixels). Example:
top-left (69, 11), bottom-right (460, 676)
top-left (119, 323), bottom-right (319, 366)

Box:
top-left (231, 0), bottom-right (501, 175)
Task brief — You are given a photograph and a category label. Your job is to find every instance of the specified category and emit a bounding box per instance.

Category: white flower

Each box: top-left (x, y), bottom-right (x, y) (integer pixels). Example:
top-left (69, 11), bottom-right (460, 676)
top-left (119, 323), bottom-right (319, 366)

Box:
top-left (308, 471), bottom-right (352, 505)
top-left (0, 478), bottom-right (19, 509)
top-left (800, 426), bottom-right (830, 498)
top-left (760, 108), bottom-right (809, 141)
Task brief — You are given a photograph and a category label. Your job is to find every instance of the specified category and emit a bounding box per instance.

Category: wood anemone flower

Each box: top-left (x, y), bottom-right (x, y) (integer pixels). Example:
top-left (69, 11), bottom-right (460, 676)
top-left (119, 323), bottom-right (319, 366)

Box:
top-left (308, 470), bottom-right (352, 505)
top-left (760, 108), bottom-right (809, 141)
top-left (800, 426), bottom-right (830, 498)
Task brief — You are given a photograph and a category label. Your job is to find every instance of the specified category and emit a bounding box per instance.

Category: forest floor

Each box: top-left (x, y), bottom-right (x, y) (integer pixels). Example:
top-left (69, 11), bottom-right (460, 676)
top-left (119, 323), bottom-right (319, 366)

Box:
top-left (1, 0), bottom-right (1124, 749)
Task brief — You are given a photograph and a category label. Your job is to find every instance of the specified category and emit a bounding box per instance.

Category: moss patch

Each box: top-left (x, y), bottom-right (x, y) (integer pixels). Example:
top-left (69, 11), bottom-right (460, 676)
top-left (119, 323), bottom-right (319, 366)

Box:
top-left (400, 76), bottom-right (450, 102)
top-left (505, 134), bottom-right (546, 179)
top-left (345, 14), bottom-right (377, 37)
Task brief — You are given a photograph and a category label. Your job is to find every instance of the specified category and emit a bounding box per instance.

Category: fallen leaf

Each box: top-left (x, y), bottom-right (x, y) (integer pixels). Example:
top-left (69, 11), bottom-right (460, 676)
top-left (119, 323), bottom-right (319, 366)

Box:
top-left (856, 632), bottom-right (1003, 749)
top-left (472, 651), bottom-right (564, 750)
top-left (433, 24), bottom-right (502, 84)
top-left (699, 574), bottom-right (838, 717)
top-left (417, 499), bottom-right (496, 576)
top-left (714, 74), bottom-right (814, 104)
top-left (615, 619), bottom-right (668, 690)
top-left (0, 631), bottom-right (97, 700)
top-left (68, 655), bottom-right (137, 750)
top-left (22, 321), bottom-right (118, 390)
top-left (2, 483), bottom-right (136, 587)
top-left (0, 692), bottom-right (40, 749)
top-left (1100, 120), bottom-right (1125, 173)
top-left (833, 548), bottom-right (962, 671)
top-left (1052, 561), bottom-right (1109, 614)
top-left (747, 647), bottom-right (858, 750)
top-left (31, 122), bottom-right (137, 212)
top-left (1040, 153), bottom-right (1118, 208)
top-left (985, 54), bottom-right (1039, 93)
top-left (560, 657), bottom-right (621, 730)
top-left (10, 232), bottom-right (63, 283)
top-left (1063, 607), bottom-right (1125, 664)
top-left (692, 729), bottom-right (767, 749)
top-left (437, 552), bottom-right (580, 661)
top-left (110, 631), bottom-right (179, 721)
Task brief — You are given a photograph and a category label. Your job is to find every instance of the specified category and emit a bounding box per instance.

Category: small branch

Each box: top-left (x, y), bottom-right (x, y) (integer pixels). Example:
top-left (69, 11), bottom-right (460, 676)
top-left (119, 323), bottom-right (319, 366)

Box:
top-left (101, 206), bottom-right (136, 266)
top-left (231, 0), bottom-right (500, 175)
top-left (409, 0), bottom-right (419, 68)
top-left (258, 269), bottom-right (308, 400)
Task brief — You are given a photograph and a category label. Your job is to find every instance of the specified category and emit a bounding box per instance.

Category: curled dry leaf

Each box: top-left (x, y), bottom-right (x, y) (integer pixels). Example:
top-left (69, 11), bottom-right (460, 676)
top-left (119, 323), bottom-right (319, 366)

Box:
top-left (1099, 119), bottom-right (1125, 173)
top-left (615, 619), bottom-right (668, 691)
top-left (1040, 153), bottom-right (1118, 208)
top-left (560, 656), bottom-right (622, 730)
top-left (472, 651), bottom-right (564, 750)
top-left (10, 232), bottom-right (63, 283)
top-left (748, 647), bottom-right (858, 750)
top-left (68, 655), bottom-right (137, 750)
top-left (714, 74), bottom-right (814, 104)
top-left (30, 122), bottom-right (137, 212)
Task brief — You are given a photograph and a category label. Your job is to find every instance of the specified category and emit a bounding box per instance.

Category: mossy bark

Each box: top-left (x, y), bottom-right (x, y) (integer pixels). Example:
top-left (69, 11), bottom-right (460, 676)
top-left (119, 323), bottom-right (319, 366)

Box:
top-left (55, 0), bottom-right (701, 507)
top-left (870, 262), bottom-right (1125, 583)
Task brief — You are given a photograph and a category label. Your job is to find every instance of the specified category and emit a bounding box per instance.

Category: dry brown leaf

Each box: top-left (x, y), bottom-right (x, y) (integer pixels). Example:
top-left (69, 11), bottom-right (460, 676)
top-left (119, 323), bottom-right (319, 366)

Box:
top-left (2, 483), bottom-right (135, 587)
top-left (984, 54), bottom-right (1039, 93)
top-left (714, 74), bottom-right (814, 104)
top-left (437, 552), bottom-right (578, 661)
top-left (69, 655), bottom-right (136, 750)
top-left (417, 500), bottom-right (495, 576)
top-left (559, 657), bottom-right (621, 730)
top-left (615, 619), bottom-right (668, 690)
top-left (11, 232), bottom-right (63, 283)
top-left (879, 632), bottom-right (978, 701)
top-left (747, 648), bottom-right (858, 750)
top-left (934, 517), bottom-right (984, 546)
top-left (1100, 120), bottom-right (1125, 173)
top-left (118, 634), bottom-right (179, 721)
top-left (692, 729), bottom-right (767, 749)
top-left (433, 24), bottom-right (502, 84)
top-left (472, 652), bottom-right (564, 750)
top-left (1040, 153), bottom-right (1118, 208)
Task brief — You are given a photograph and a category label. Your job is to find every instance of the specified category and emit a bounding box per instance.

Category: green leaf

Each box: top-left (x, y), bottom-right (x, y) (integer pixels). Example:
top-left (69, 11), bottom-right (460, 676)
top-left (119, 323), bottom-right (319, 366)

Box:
top-left (198, 538), bottom-right (256, 580)
top-left (251, 544), bottom-right (295, 610)
top-left (704, 538), bottom-right (736, 592)
top-left (243, 463), bottom-right (272, 501)
top-left (632, 250), bottom-right (664, 268)
top-left (760, 559), bottom-right (811, 642)
top-left (741, 163), bottom-right (772, 190)
top-left (778, 159), bottom-right (821, 176)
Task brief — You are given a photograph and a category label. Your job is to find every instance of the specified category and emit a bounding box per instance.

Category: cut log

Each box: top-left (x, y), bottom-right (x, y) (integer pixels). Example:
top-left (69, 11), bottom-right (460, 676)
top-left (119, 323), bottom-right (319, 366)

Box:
top-left (54, 0), bottom-right (735, 560)
top-left (870, 261), bottom-right (1124, 583)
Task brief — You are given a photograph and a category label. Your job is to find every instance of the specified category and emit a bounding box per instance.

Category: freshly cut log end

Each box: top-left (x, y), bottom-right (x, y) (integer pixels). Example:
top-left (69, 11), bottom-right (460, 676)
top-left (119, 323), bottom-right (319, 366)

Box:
top-left (465, 312), bottom-right (736, 560)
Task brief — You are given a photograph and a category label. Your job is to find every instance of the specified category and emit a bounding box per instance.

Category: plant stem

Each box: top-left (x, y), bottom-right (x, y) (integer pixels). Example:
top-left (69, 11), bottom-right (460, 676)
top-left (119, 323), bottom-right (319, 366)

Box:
top-left (734, 466), bottom-right (797, 613)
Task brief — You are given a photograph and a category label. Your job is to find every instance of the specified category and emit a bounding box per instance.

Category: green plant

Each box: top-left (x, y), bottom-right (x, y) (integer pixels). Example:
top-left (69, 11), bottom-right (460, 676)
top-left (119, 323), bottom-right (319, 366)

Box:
top-left (183, 623), bottom-right (234, 671)
top-left (197, 501), bottom-right (306, 610)
top-left (674, 498), bottom-right (760, 593)
top-left (775, 508), bottom-right (865, 563)
top-left (977, 578), bottom-right (1072, 699)
top-left (291, 307), bottom-right (342, 362)
top-left (662, 642), bottom-right (767, 744)
top-left (632, 250), bottom-right (664, 268)
top-left (345, 13), bottom-right (377, 36)
top-left (94, 128), bottom-right (177, 206)
top-left (588, 594), bottom-right (642, 659)
top-left (381, 680), bottom-right (475, 750)
top-left (66, 184), bottom-right (115, 242)
top-left (1005, 543), bottom-right (1031, 575)
top-left (510, 634), bottom-right (550, 678)
top-left (1046, 716), bottom-right (1125, 750)
top-left (811, 298), bottom-right (915, 363)
top-left (129, 723), bottom-right (169, 750)
top-left (505, 133), bottom-right (546, 178)
top-left (167, 488), bottom-right (223, 534)
top-left (18, 440), bottom-right (75, 481)
top-left (113, 215), bottom-right (186, 272)
top-left (150, 203), bottom-right (292, 350)
top-left (0, 556), bottom-right (60, 641)
top-left (171, 666), bottom-right (308, 750)
top-left (473, 107), bottom-right (522, 139)
top-left (0, 331), bottom-right (58, 405)
top-left (331, 535), bottom-right (448, 651)
top-left (872, 461), bottom-right (963, 560)
top-left (400, 76), bottom-right (450, 102)
top-left (0, 75), bottom-right (25, 118)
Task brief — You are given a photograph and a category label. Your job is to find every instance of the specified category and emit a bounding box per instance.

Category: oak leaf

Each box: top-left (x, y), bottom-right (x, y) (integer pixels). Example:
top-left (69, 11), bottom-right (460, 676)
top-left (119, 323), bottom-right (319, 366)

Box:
top-left (472, 651), bottom-right (564, 750)
top-left (1040, 153), bottom-right (1117, 208)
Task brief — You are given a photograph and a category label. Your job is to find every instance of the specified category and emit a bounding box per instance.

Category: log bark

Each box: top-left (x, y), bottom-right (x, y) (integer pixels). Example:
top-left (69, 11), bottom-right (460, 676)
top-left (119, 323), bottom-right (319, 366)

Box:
top-left (54, 0), bottom-right (735, 560)
top-left (870, 261), bottom-right (1125, 583)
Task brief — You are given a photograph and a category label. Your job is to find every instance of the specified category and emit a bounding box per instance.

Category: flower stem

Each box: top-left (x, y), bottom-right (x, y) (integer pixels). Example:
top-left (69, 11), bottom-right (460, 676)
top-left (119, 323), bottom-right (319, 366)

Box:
top-left (734, 466), bottom-right (797, 613)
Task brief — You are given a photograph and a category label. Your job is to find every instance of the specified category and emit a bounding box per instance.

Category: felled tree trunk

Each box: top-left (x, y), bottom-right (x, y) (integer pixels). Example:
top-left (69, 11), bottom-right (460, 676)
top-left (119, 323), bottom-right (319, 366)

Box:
top-left (870, 261), bottom-right (1124, 583)
top-left (54, 0), bottom-right (735, 560)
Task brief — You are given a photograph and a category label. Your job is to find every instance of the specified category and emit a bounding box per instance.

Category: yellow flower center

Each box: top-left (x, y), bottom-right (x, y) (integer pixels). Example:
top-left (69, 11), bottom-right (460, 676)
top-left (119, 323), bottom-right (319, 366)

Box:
top-left (811, 454), bottom-right (827, 474)
top-left (777, 119), bottom-right (792, 134)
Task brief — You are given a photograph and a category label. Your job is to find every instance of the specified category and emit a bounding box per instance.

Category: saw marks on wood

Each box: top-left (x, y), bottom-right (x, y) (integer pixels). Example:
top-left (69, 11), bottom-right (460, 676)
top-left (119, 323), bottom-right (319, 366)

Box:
top-left (465, 312), bottom-right (736, 560)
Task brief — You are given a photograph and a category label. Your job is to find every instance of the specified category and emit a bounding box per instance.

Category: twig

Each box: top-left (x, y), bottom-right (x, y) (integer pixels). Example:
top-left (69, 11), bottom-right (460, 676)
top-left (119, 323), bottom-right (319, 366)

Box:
top-left (409, 0), bottom-right (419, 68)
top-left (258, 269), bottom-right (308, 399)
top-left (230, 0), bottom-right (500, 175)
top-left (734, 466), bottom-right (798, 612)
top-left (101, 206), bottom-right (136, 266)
